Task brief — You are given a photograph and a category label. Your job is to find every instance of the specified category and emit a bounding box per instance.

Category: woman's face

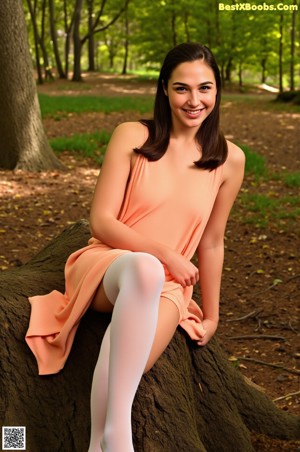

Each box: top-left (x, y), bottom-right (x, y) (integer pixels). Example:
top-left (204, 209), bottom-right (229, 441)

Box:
top-left (164, 59), bottom-right (217, 132)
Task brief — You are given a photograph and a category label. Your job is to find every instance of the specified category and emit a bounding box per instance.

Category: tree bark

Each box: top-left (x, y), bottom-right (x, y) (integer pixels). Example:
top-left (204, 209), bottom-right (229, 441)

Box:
top-left (290, 0), bottom-right (297, 91)
top-left (0, 0), bottom-right (63, 171)
top-left (87, 0), bottom-right (96, 72)
top-left (278, 12), bottom-right (284, 93)
top-left (49, 0), bottom-right (66, 79)
top-left (72, 0), bottom-right (84, 82)
top-left (1, 220), bottom-right (299, 452)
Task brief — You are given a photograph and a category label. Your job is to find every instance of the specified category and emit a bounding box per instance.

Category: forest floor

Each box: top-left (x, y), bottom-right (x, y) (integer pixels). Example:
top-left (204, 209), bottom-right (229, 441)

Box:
top-left (1, 74), bottom-right (299, 451)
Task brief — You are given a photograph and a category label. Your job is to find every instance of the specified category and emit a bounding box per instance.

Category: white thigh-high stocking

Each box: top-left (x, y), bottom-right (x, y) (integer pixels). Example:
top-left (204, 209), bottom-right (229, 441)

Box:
top-left (89, 252), bottom-right (165, 452)
top-left (88, 324), bottom-right (111, 452)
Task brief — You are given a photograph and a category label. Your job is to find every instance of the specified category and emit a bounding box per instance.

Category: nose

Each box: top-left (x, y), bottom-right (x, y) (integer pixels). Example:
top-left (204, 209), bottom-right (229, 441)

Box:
top-left (187, 90), bottom-right (200, 107)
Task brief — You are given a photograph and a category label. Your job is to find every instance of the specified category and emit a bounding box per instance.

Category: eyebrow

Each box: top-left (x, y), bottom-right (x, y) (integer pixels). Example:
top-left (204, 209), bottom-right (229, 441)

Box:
top-left (172, 81), bottom-right (214, 86)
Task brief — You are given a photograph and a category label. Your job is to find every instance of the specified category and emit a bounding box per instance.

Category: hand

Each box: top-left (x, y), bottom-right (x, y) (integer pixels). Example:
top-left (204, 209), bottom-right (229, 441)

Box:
top-left (164, 249), bottom-right (199, 288)
top-left (197, 319), bottom-right (218, 346)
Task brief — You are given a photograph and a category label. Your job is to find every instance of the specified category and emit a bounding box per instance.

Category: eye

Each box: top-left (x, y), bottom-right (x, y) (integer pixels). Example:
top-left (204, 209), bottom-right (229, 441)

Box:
top-left (200, 85), bottom-right (211, 92)
top-left (174, 86), bottom-right (187, 93)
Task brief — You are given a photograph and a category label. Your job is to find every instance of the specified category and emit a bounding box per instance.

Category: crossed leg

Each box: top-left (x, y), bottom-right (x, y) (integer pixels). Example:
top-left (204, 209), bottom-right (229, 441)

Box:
top-left (88, 252), bottom-right (180, 452)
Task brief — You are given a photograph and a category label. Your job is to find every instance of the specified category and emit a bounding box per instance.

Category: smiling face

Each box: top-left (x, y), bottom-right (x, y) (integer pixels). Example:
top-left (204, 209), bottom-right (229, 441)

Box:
top-left (164, 59), bottom-right (217, 133)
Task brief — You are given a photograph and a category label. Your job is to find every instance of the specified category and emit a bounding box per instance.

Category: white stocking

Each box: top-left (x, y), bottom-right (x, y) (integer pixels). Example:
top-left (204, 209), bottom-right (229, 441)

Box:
top-left (88, 324), bottom-right (111, 452)
top-left (89, 252), bottom-right (165, 452)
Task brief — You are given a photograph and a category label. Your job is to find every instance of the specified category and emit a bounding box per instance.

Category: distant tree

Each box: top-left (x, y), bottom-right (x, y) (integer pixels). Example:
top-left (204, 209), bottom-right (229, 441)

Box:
top-left (49, 0), bottom-right (66, 79)
top-left (0, 0), bottom-right (62, 171)
top-left (290, 0), bottom-right (297, 91)
top-left (72, 0), bottom-right (130, 81)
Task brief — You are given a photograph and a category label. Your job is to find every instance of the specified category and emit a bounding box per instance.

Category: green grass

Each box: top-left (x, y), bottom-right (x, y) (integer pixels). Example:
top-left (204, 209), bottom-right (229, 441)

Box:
top-left (238, 193), bottom-right (299, 228)
top-left (239, 144), bottom-right (268, 180)
top-left (222, 94), bottom-right (300, 113)
top-left (231, 145), bottom-right (299, 229)
top-left (50, 131), bottom-right (111, 165)
top-left (282, 172), bottom-right (300, 188)
top-left (39, 93), bottom-right (154, 119)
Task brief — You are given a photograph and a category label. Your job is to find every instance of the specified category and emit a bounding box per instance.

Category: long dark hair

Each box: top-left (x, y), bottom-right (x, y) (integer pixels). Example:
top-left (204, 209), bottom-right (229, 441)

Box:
top-left (134, 43), bottom-right (227, 170)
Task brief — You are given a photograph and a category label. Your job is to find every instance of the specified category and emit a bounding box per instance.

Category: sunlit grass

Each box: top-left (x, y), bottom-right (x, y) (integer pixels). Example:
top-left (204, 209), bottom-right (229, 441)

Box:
top-left (50, 131), bottom-right (111, 165)
top-left (222, 94), bottom-right (300, 113)
top-left (239, 145), bottom-right (268, 180)
top-left (39, 93), bottom-right (154, 118)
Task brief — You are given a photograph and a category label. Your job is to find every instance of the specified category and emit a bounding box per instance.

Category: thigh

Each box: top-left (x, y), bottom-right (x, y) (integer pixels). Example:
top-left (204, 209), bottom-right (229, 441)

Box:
top-left (145, 297), bottom-right (180, 373)
top-left (90, 253), bottom-right (131, 313)
top-left (90, 281), bottom-right (114, 313)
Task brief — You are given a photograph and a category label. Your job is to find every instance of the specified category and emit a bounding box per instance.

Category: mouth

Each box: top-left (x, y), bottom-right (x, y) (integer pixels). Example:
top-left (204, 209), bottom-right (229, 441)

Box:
top-left (182, 108), bottom-right (205, 117)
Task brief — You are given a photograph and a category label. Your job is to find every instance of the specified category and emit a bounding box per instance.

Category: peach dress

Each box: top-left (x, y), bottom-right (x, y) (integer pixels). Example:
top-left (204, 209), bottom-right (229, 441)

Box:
top-left (26, 153), bottom-right (223, 375)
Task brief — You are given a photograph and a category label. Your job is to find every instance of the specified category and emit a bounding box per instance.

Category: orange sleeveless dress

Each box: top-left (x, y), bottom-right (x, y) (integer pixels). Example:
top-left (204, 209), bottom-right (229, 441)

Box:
top-left (26, 153), bottom-right (223, 375)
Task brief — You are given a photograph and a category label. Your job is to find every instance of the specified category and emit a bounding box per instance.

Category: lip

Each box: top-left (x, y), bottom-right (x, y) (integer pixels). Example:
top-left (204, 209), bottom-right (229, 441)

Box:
top-left (182, 108), bottom-right (205, 118)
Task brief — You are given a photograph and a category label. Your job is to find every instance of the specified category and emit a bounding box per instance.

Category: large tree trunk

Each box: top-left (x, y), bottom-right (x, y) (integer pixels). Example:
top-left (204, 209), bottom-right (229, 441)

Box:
top-left (0, 0), bottom-right (63, 171)
top-left (0, 220), bottom-right (299, 452)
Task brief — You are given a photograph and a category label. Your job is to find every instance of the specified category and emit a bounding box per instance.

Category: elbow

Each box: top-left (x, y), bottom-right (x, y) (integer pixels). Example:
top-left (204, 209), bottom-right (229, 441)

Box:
top-left (89, 213), bottom-right (108, 241)
top-left (198, 236), bottom-right (224, 253)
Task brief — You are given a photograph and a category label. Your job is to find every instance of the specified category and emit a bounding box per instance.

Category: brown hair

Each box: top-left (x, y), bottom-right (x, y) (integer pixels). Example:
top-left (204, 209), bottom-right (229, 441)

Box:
top-left (134, 43), bottom-right (227, 170)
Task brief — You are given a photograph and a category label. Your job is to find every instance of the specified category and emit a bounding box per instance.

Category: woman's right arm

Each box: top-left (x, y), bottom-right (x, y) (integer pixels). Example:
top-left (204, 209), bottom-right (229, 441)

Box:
top-left (90, 122), bottom-right (198, 287)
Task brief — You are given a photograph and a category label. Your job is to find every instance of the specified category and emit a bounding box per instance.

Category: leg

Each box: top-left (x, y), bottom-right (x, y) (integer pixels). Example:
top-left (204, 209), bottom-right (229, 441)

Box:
top-left (88, 324), bottom-right (111, 452)
top-left (89, 297), bottom-right (179, 452)
top-left (90, 252), bottom-right (165, 452)
top-left (145, 297), bottom-right (180, 373)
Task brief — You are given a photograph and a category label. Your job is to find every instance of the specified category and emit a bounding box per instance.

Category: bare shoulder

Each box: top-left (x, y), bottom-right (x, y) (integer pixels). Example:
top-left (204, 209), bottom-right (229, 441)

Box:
top-left (221, 140), bottom-right (245, 184)
top-left (226, 140), bottom-right (245, 167)
top-left (112, 121), bottom-right (148, 149)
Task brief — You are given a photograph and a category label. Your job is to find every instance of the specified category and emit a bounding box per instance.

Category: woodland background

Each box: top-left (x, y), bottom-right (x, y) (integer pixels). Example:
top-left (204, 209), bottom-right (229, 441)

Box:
top-left (0, 1), bottom-right (299, 451)
top-left (23, 0), bottom-right (299, 89)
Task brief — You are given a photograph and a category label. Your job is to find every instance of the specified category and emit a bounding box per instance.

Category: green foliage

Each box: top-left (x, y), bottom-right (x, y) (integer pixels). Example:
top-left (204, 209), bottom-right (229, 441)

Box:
top-left (50, 131), bottom-right (111, 165)
top-left (39, 94), bottom-right (154, 118)
top-left (24, 0), bottom-right (299, 90)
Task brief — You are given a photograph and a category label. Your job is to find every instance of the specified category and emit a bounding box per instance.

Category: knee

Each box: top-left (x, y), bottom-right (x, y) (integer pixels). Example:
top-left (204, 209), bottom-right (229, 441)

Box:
top-left (125, 253), bottom-right (165, 296)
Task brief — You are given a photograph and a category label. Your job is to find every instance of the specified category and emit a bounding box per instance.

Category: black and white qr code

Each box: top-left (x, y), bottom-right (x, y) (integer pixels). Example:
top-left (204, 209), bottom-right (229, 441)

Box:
top-left (2, 427), bottom-right (26, 450)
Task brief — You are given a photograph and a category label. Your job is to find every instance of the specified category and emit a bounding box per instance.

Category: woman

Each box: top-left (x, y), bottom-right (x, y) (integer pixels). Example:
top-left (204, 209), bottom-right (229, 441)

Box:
top-left (26, 43), bottom-right (245, 451)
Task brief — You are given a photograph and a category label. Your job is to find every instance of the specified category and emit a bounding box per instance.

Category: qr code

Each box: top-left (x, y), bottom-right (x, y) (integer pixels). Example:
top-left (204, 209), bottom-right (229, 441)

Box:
top-left (2, 427), bottom-right (26, 450)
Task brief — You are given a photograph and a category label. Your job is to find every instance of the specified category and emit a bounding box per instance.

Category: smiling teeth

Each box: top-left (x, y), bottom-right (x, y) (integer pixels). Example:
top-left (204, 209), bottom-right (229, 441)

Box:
top-left (186, 110), bottom-right (201, 114)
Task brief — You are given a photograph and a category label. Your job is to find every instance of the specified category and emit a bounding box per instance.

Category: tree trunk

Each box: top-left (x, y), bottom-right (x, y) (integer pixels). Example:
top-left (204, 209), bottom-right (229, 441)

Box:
top-left (72, 0), bottom-right (84, 82)
top-left (0, 0), bottom-right (63, 171)
top-left (290, 0), bottom-right (297, 91)
top-left (49, 0), bottom-right (66, 79)
top-left (278, 13), bottom-right (284, 93)
top-left (87, 0), bottom-right (96, 72)
top-left (121, 7), bottom-right (129, 75)
top-left (1, 220), bottom-right (299, 452)
top-left (26, 0), bottom-right (43, 84)
top-left (261, 57), bottom-right (267, 84)
top-left (40, 0), bottom-right (54, 81)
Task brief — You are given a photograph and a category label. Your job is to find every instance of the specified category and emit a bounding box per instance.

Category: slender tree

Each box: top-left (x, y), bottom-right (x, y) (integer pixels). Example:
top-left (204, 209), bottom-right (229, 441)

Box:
top-left (121, 2), bottom-right (130, 74)
top-left (72, 0), bottom-right (130, 81)
top-left (279, 12), bottom-right (284, 93)
top-left (290, 0), bottom-right (297, 91)
top-left (0, 0), bottom-right (62, 171)
top-left (49, 0), bottom-right (66, 79)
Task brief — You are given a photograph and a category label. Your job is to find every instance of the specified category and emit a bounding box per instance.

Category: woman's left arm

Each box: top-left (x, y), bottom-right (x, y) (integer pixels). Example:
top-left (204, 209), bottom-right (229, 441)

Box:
top-left (197, 142), bottom-right (245, 346)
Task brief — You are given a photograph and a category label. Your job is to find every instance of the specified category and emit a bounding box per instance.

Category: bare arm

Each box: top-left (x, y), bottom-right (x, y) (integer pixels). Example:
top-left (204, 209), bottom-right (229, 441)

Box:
top-left (197, 142), bottom-right (245, 345)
